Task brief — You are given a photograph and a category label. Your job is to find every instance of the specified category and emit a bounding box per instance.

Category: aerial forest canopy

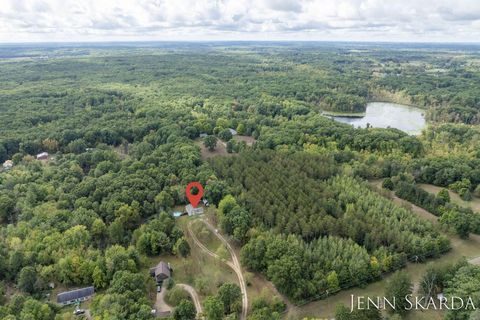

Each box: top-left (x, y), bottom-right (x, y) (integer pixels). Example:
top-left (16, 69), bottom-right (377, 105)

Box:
top-left (210, 151), bottom-right (449, 301)
top-left (0, 42), bottom-right (480, 319)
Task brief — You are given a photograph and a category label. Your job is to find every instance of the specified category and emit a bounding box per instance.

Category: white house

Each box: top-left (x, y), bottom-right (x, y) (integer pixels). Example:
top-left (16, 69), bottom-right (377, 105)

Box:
top-left (185, 204), bottom-right (204, 216)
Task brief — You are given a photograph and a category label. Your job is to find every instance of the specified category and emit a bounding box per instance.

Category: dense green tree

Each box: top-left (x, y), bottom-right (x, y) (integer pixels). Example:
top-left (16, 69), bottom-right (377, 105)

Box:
top-left (217, 283), bottom-right (242, 315)
top-left (204, 296), bottom-right (225, 320)
top-left (174, 237), bottom-right (191, 258)
top-left (382, 178), bottom-right (394, 190)
top-left (17, 267), bottom-right (37, 294)
top-left (218, 129), bottom-right (233, 142)
top-left (204, 135), bottom-right (218, 151)
top-left (0, 195), bottom-right (15, 223)
top-left (438, 189), bottom-right (451, 203)
top-left (155, 191), bottom-right (174, 211)
top-left (172, 299), bottom-right (196, 320)
top-left (385, 271), bottom-right (412, 316)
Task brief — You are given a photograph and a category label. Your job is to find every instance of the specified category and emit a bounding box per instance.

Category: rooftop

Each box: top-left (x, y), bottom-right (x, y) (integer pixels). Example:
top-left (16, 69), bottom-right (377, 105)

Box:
top-left (57, 286), bottom-right (94, 304)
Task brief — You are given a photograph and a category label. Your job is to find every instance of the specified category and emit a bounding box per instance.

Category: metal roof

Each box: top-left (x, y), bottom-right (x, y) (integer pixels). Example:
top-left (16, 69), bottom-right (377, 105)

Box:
top-left (57, 286), bottom-right (94, 303)
top-left (154, 261), bottom-right (171, 278)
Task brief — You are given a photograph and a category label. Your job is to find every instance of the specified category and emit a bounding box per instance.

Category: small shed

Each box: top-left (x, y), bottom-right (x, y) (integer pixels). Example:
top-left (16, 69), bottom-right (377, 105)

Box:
top-left (228, 128), bottom-right (238, 136)
top-left (149, 261), bottom-right (171, 281)
top-left (57, 286), bottom-right (94, 306)
top-left (2, 160), bottom-right (13, 170)
top-left (199, 133), bottom-right (208, 138)
top-left (36, 152), bottom-right (49, 160)
top-left (185, 204), bottom-right (204, 216)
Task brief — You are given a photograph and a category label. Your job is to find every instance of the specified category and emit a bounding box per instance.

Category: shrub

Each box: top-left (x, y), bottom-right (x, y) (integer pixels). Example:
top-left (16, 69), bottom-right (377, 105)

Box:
top-left (165, 286), bottom-right (191, 307)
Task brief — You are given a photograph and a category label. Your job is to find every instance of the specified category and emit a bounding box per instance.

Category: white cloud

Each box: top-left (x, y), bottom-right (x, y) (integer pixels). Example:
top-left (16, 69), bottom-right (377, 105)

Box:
top-left (0, 0), bottom-right (479, 42)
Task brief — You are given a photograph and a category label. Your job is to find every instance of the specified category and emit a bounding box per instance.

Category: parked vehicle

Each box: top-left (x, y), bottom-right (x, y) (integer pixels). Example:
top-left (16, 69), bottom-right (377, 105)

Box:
top-left (73, 309), bottom-right (85, 315)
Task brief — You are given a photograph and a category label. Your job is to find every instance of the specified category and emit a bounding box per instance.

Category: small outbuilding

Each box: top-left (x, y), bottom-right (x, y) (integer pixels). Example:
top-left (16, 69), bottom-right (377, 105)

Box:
top-left (57, 286), bottom-right (94, 306)
top-left (36, 152), bottom-right (49, 160)
top-left (2, 160), bottom-right (13, 170)
top-left (149, 261), bottom-right (171, 282)
top-left (185, 204), bottom-right (204, 216)
top-left (228, 128), bottom-right (238, 136)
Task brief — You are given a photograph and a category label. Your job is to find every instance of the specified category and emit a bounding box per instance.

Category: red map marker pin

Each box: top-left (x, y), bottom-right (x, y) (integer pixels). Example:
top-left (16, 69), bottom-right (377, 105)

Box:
top-left (186, 182), bottom-right (204, 208)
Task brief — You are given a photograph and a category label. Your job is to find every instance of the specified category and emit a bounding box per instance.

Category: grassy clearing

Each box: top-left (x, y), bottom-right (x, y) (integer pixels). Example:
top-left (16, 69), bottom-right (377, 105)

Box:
top-left (419, 183), bottom-right (480, 213)
top-left (144, 216), bottom-right (238, 301)
top-left (199, 213), bottom-right (286, 313)
top-left (195, 138), bottom-right (230, 160)
top-left (190, 218), bottom-right (227, 256)
top-left (195, 135), bottom-right (256, 160)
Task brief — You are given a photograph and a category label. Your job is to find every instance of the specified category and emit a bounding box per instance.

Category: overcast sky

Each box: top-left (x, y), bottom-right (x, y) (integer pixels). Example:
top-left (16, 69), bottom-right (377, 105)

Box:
top-left (1, 0), bottom-right (480, 43)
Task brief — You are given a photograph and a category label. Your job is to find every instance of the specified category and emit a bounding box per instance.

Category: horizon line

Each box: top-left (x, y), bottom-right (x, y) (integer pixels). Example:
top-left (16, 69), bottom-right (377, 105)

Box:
top-left (1, 39), bottom-right (480, 46)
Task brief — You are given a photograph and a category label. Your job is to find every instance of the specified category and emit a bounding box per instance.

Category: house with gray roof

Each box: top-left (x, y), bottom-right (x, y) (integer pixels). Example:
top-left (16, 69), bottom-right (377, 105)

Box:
top-left (149, 261), bottom-right (171, 282)
top-left (57, 286), bottom-right (94, 306)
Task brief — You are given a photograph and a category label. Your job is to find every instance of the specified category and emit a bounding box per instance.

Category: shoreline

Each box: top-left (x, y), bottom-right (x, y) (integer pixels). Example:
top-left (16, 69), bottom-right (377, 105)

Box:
top-left (321, 110), bottom-right (366, 118)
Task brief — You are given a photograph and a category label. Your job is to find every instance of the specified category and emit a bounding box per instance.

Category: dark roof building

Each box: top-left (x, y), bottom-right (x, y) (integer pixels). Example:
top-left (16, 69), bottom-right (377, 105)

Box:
top-left (57, 286), bottom-right (94, 305)
top-left (149, 261), bottom-right (171, 281)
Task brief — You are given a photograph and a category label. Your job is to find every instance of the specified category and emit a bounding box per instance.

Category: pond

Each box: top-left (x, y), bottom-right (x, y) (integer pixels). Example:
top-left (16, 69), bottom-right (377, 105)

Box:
top-left (333, 102), bottom-right (426, 135)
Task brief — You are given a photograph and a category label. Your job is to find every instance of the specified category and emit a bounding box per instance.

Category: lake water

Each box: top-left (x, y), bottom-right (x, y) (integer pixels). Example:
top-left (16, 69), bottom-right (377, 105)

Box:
top-left (333, 102), bottom-right (426, 135)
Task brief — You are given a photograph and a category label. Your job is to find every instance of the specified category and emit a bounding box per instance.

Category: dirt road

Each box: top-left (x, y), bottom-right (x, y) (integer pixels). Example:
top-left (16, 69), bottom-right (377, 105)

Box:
top-left (177, 284), bottom-right (203, 316)
top-left (155, 281), bottom-right (172, 315)
top-left (188, 219), bottom-right (248, 320)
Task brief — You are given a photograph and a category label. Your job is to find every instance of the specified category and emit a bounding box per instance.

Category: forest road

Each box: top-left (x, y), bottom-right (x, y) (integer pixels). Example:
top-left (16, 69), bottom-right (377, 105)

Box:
top-left (469, 256), bottom-right (480, 265)
top-left (177, 284), bottom-right (203, 317)
top-left (187, 218), bottom-right (248, 320)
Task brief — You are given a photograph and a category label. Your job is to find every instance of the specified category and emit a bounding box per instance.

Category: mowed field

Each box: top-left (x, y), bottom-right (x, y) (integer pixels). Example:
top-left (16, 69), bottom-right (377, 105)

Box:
top-left (285, 181), bottom-right (480, 320)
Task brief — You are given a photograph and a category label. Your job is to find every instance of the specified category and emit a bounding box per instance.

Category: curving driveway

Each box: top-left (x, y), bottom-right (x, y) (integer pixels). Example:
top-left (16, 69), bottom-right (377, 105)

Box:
top-left (155, 282), bottom-right (203, 318)
top-left (177, 284), bottom-right (203, 317)
top-left (188, 219), bottom-right (248, 320)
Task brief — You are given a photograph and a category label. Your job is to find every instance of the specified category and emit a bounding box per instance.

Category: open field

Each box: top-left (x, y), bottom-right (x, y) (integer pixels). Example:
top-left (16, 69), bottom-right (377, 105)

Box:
top-left (195, 135), bottom-right (256, 159)
top-left (195, 138), bottom-right (231, 159)
top-left (190, 218), bottom-right (227, 255)
top-left (419, 183), bottom-right (480, 213)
